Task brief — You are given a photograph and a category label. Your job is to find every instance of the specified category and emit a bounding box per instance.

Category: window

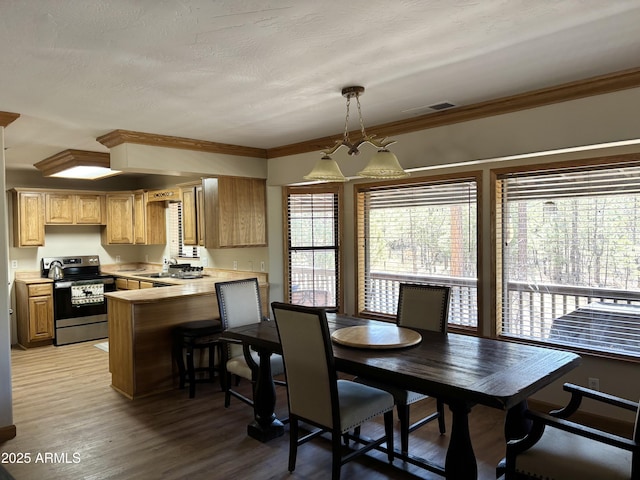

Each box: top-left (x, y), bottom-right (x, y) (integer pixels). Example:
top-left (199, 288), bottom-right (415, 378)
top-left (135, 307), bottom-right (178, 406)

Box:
top-left (284, 185), bottom-right (342, 309)
top-left (496, 160), bottom-right (640, 357)
top-left (356, 176), bottom-right (479, 328)
top-left (169, 202), bottom-right (199, 259)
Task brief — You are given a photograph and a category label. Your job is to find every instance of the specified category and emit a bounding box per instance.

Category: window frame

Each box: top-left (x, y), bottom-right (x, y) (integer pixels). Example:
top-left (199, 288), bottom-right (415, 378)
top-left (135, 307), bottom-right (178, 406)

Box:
top-left (492, 155), bottom-right (640, 360)
top-left (283, 183), bottom-right (344, 311)
top-left (355, 172), bottom-right (483, 331)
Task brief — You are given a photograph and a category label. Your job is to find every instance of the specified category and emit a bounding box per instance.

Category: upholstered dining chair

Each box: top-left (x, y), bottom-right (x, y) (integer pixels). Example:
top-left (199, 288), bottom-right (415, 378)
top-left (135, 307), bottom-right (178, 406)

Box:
top-left (215, 278), bottom-right (285, 408)
top-left (271, 302), bottom-right (395, 480)
top-left (497, 383), bottom-right (639, 480)
top-left (355, 282), bottom-right (450, 455)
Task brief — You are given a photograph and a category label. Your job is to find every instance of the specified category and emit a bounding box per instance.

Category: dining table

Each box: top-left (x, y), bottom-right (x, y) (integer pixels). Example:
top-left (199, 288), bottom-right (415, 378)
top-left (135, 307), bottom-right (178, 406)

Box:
top-left (221, 313), bottom-right (581, 480)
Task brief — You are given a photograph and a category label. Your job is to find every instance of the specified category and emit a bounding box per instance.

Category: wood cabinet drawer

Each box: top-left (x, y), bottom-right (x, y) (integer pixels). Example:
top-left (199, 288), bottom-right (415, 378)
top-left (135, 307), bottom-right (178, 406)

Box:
top-left (28, 284), bottom-right (52, 297)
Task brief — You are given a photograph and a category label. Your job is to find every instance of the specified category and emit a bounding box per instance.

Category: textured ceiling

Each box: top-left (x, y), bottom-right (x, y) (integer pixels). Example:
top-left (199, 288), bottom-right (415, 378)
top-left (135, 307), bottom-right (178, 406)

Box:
top-left (2, 0), bottom-right (640, 173)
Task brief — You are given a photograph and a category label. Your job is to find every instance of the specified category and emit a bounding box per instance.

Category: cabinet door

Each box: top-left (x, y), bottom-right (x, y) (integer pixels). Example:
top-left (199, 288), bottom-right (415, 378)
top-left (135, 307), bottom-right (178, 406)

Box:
top-left (145, 200), bottom-right (167, 245)
top-left (104, 194), bottom-right (134, 244)
top-left (14, 192), bottom-right (45, 247)
top-left (196, 184), bottom-right (205, 246)
top-left (218, 177), bottom-right (267, 247)
top-left (28, 295), bottom-right (54, 342)
top-left (181, 187), bottom-right (198, 245)
top-left (45, 193), bottom-right (74, 224)
top-left (76, 194), bottom-right (104, 224)
top-left (133, 193), bottom-right (146, 244)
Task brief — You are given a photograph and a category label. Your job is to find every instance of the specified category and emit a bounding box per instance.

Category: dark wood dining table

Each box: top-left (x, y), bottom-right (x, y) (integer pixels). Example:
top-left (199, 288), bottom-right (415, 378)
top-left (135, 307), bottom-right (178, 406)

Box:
top-left (221, 313), bottom-right (581, 480)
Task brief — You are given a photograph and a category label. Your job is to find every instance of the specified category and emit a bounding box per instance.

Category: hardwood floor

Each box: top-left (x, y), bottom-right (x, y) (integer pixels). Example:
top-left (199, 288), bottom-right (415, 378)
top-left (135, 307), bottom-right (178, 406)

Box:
top-left (3, 342), bottom-right (507, 479)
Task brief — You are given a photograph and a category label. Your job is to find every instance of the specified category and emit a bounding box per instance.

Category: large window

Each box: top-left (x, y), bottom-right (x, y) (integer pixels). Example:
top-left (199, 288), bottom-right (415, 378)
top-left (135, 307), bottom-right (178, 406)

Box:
top-left (356, 176), bottom-right (479, 328)
top-left (496, 161), bottom-right (640, 358)
top-left (284, 185), bottom-right (342, 309)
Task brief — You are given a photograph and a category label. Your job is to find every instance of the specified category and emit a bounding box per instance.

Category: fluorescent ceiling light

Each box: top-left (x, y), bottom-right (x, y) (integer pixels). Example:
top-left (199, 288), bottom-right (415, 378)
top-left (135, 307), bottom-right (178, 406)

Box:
top-left (34, 149), bottom-right (120, 180)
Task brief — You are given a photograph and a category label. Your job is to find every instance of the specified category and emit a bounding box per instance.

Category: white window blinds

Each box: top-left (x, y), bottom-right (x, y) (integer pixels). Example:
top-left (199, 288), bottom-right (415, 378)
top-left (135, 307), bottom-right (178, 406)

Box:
top-left (169, 202), bottom-right (199, 259)
top-left (497, 162), bottom-right (640, 357)
top-left (357, 178), bottom-right (478, 327)
top-left (286, 189), bottom-right (340, 308)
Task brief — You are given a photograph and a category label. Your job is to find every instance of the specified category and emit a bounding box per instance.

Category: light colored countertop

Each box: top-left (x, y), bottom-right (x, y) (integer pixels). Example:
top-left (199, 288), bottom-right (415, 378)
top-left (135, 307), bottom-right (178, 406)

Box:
top-left (102, 264), bottom-right (267, 304)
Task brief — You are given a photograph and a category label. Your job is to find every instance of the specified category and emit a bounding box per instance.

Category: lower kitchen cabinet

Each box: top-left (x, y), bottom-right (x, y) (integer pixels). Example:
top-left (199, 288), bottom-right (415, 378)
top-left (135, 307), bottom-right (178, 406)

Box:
top-left (15, 281), bottom-right (54, 348)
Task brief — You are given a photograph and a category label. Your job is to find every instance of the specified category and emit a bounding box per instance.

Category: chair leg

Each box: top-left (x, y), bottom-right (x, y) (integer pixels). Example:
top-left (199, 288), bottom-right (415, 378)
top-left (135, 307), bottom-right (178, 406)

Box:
top-left (331, 430), bottom-right (342, 480)
top-left (397, 404), bottom-right (410, 455)
top-left (186, 345), bottom-right (196, 398)
top-left (384, 410), bottom-right (395, 463)
top-left (288, 417), bottom-right (298, 473)
top-left (437, 399), bottom-right (446, 434)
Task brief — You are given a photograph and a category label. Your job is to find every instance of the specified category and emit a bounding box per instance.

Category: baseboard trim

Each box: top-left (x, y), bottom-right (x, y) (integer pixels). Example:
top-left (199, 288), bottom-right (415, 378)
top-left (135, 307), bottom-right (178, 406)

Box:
top-left (528, 399), bottom-right (633, 437)
top-left (0, 425), bottom-right (17, 443)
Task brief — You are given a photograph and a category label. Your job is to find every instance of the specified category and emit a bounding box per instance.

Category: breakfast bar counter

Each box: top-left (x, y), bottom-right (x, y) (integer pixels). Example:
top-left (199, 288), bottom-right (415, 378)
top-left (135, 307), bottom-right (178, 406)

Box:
top-left (105, 270), bottom-right (268, 399)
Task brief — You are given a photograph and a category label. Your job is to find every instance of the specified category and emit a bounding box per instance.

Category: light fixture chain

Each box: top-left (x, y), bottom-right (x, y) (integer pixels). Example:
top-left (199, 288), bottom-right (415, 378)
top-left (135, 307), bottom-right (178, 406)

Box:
top-left (343, 95), bottom-right (351, 143)
top-left (355, 93), bottom-right (367, 139)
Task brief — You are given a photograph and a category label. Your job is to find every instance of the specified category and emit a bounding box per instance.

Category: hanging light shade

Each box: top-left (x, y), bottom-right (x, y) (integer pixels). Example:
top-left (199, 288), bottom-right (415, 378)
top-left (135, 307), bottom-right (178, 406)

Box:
top-left (358, 149), bottom-right (410, 179)
top-left (303, 155), bottom-right (347, 182)
top-left (304, 86), bottom-right (409, 182)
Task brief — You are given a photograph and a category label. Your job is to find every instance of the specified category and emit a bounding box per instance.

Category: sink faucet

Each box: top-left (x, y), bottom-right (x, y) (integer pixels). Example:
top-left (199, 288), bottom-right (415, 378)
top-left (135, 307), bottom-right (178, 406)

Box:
top-left (169, 257), bottom-right (178, 265)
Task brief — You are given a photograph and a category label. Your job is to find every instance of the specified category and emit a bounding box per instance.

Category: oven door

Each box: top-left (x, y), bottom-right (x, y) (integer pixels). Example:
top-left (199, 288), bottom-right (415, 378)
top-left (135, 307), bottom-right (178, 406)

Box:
top-left (53, 277), bottom-right (116, 320)
top-left (53, 277), bottom-right (115, 345)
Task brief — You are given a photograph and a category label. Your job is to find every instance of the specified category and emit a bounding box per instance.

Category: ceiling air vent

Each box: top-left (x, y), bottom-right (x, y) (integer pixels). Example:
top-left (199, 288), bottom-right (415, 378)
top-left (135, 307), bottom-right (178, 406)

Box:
top-left (428, 101), bottom-right (456, 111)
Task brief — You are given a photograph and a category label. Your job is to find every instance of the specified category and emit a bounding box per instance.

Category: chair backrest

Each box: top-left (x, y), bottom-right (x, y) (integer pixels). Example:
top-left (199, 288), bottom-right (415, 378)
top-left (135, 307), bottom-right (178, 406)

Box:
top-left (271, 302), bottom-right (338, 429)
top-left (397, 283), bottom-right (451, 332)
top-left (216, 278), bottom-right (263, 358)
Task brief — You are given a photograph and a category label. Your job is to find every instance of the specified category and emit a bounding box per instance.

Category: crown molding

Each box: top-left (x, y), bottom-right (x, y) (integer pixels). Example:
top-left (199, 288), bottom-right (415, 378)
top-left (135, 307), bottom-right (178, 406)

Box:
top-left (0, 111), bottom-right (20, 128)
top-left (34, 149), bottom-right (110, 176)
top-left (267, 66), bottom-right (640, 159)
top-left (96, 129), bottom-right (268, 159)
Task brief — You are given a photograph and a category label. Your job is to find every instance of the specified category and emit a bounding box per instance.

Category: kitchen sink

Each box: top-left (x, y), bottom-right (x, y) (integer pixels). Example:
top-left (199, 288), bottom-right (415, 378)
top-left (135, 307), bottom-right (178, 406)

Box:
top-left (137, 272), bottom-right (171, 278)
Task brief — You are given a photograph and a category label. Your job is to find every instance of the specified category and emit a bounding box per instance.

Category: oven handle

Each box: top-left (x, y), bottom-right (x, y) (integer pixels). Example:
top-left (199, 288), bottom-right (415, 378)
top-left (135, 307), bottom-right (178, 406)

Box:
top-left (54, 277), bottom-right (115, 289)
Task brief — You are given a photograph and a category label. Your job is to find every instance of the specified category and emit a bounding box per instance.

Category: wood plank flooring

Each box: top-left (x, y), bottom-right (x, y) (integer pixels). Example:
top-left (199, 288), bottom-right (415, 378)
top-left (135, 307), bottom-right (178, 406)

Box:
top-left (3, 342), bottom-right (507, 479)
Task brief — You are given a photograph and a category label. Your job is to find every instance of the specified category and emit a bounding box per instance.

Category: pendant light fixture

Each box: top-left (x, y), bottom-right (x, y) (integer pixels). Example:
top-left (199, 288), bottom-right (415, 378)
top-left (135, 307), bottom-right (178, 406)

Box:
top-left (304, 86), bottom-right (409, 182)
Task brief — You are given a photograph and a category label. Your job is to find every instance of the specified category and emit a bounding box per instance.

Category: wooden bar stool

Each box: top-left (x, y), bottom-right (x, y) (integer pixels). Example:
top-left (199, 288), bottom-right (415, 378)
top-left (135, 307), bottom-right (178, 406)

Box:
top-left (173, 319), bottom-right (223, 398)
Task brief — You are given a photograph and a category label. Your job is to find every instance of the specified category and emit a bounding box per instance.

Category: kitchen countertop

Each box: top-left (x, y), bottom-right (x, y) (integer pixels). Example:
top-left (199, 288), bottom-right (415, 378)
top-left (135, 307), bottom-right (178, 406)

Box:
top-left (102, 264), bottom-right (268, 304)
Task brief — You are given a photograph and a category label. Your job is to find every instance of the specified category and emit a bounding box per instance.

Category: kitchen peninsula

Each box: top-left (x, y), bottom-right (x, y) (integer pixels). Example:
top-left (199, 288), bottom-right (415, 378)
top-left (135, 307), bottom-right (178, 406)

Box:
top-left (104, 267), bottom-right (268, 399)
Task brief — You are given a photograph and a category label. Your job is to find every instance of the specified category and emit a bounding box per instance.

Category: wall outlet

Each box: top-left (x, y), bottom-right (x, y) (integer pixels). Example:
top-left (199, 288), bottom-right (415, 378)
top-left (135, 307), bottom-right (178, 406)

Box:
top-left (588, 377), bottom-right (600, 391)
top-left (11, 260), bottom-right (18, 269)
top-left (145, 255), bottom-right (149, 263)
top-left (201, 258), bottom-right (208, 267)
top-left (115, 256), bottom-right (121, 263)
top-left (260, 261), bottom-right (265, 272)
top-left (233, 260), bottom-right (238, 270)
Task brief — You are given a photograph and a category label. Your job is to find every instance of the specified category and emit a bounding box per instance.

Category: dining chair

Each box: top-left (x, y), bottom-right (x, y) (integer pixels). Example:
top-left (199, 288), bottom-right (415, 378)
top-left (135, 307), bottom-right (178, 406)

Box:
top-left (215, 278), bottom-right (285, 408)
top-left (271, 302), bottom-right (395, 480)
top-left (354, 282), bottom-right (450, 455)
top-left (497, 383), bottom-right (639, 479)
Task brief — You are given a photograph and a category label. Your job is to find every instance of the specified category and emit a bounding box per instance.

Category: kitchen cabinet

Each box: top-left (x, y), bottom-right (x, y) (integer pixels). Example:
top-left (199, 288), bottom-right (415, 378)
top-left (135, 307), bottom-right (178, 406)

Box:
top-left (103, 192), bottom-right (166, 245)
top-left (180, 182), bottom-right (202, 246)
top-left (75, 194), bottom-right (104, 224)
top-left (45, 192), bottom-right (104, 224)
top-left (15, 281), bottom-right (54, 348)
top-left (12, 190), bottom-right (45, 247)
top-left (103, 194), bottom-right (135, 244)
top-left (202, 176), bottom-right (267, 248)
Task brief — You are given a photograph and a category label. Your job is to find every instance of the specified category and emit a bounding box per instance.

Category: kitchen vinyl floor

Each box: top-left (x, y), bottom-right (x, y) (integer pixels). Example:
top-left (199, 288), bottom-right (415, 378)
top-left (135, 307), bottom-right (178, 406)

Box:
top-left (4, 342), bottom-right (507, 479)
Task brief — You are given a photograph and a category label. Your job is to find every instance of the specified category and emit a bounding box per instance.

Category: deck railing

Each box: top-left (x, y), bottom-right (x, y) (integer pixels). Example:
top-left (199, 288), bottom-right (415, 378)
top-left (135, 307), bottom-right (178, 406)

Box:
top-left (293, 269), bottom-right (640, 340)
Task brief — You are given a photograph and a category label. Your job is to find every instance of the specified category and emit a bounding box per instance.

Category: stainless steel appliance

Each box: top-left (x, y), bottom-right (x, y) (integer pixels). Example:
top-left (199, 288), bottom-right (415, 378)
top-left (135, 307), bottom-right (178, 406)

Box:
top-left (41, 256), bottom-right (115, 346)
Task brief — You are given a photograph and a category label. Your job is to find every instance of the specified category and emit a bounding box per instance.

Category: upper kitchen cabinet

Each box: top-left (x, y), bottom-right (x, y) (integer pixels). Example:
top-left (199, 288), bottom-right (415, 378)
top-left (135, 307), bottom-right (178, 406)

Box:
top-left (202, 176), bottom-right (267, 248)
top-left (102, 192), bottom-right (166, 245)
top-left (11, 189), bottom-right (45, 247)
top-left (45, 192), bottom-right (105, 224)
top-left (103, 193), bottom-right (134, 244)
top-left (179, 182), bottom-right (203, 246)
